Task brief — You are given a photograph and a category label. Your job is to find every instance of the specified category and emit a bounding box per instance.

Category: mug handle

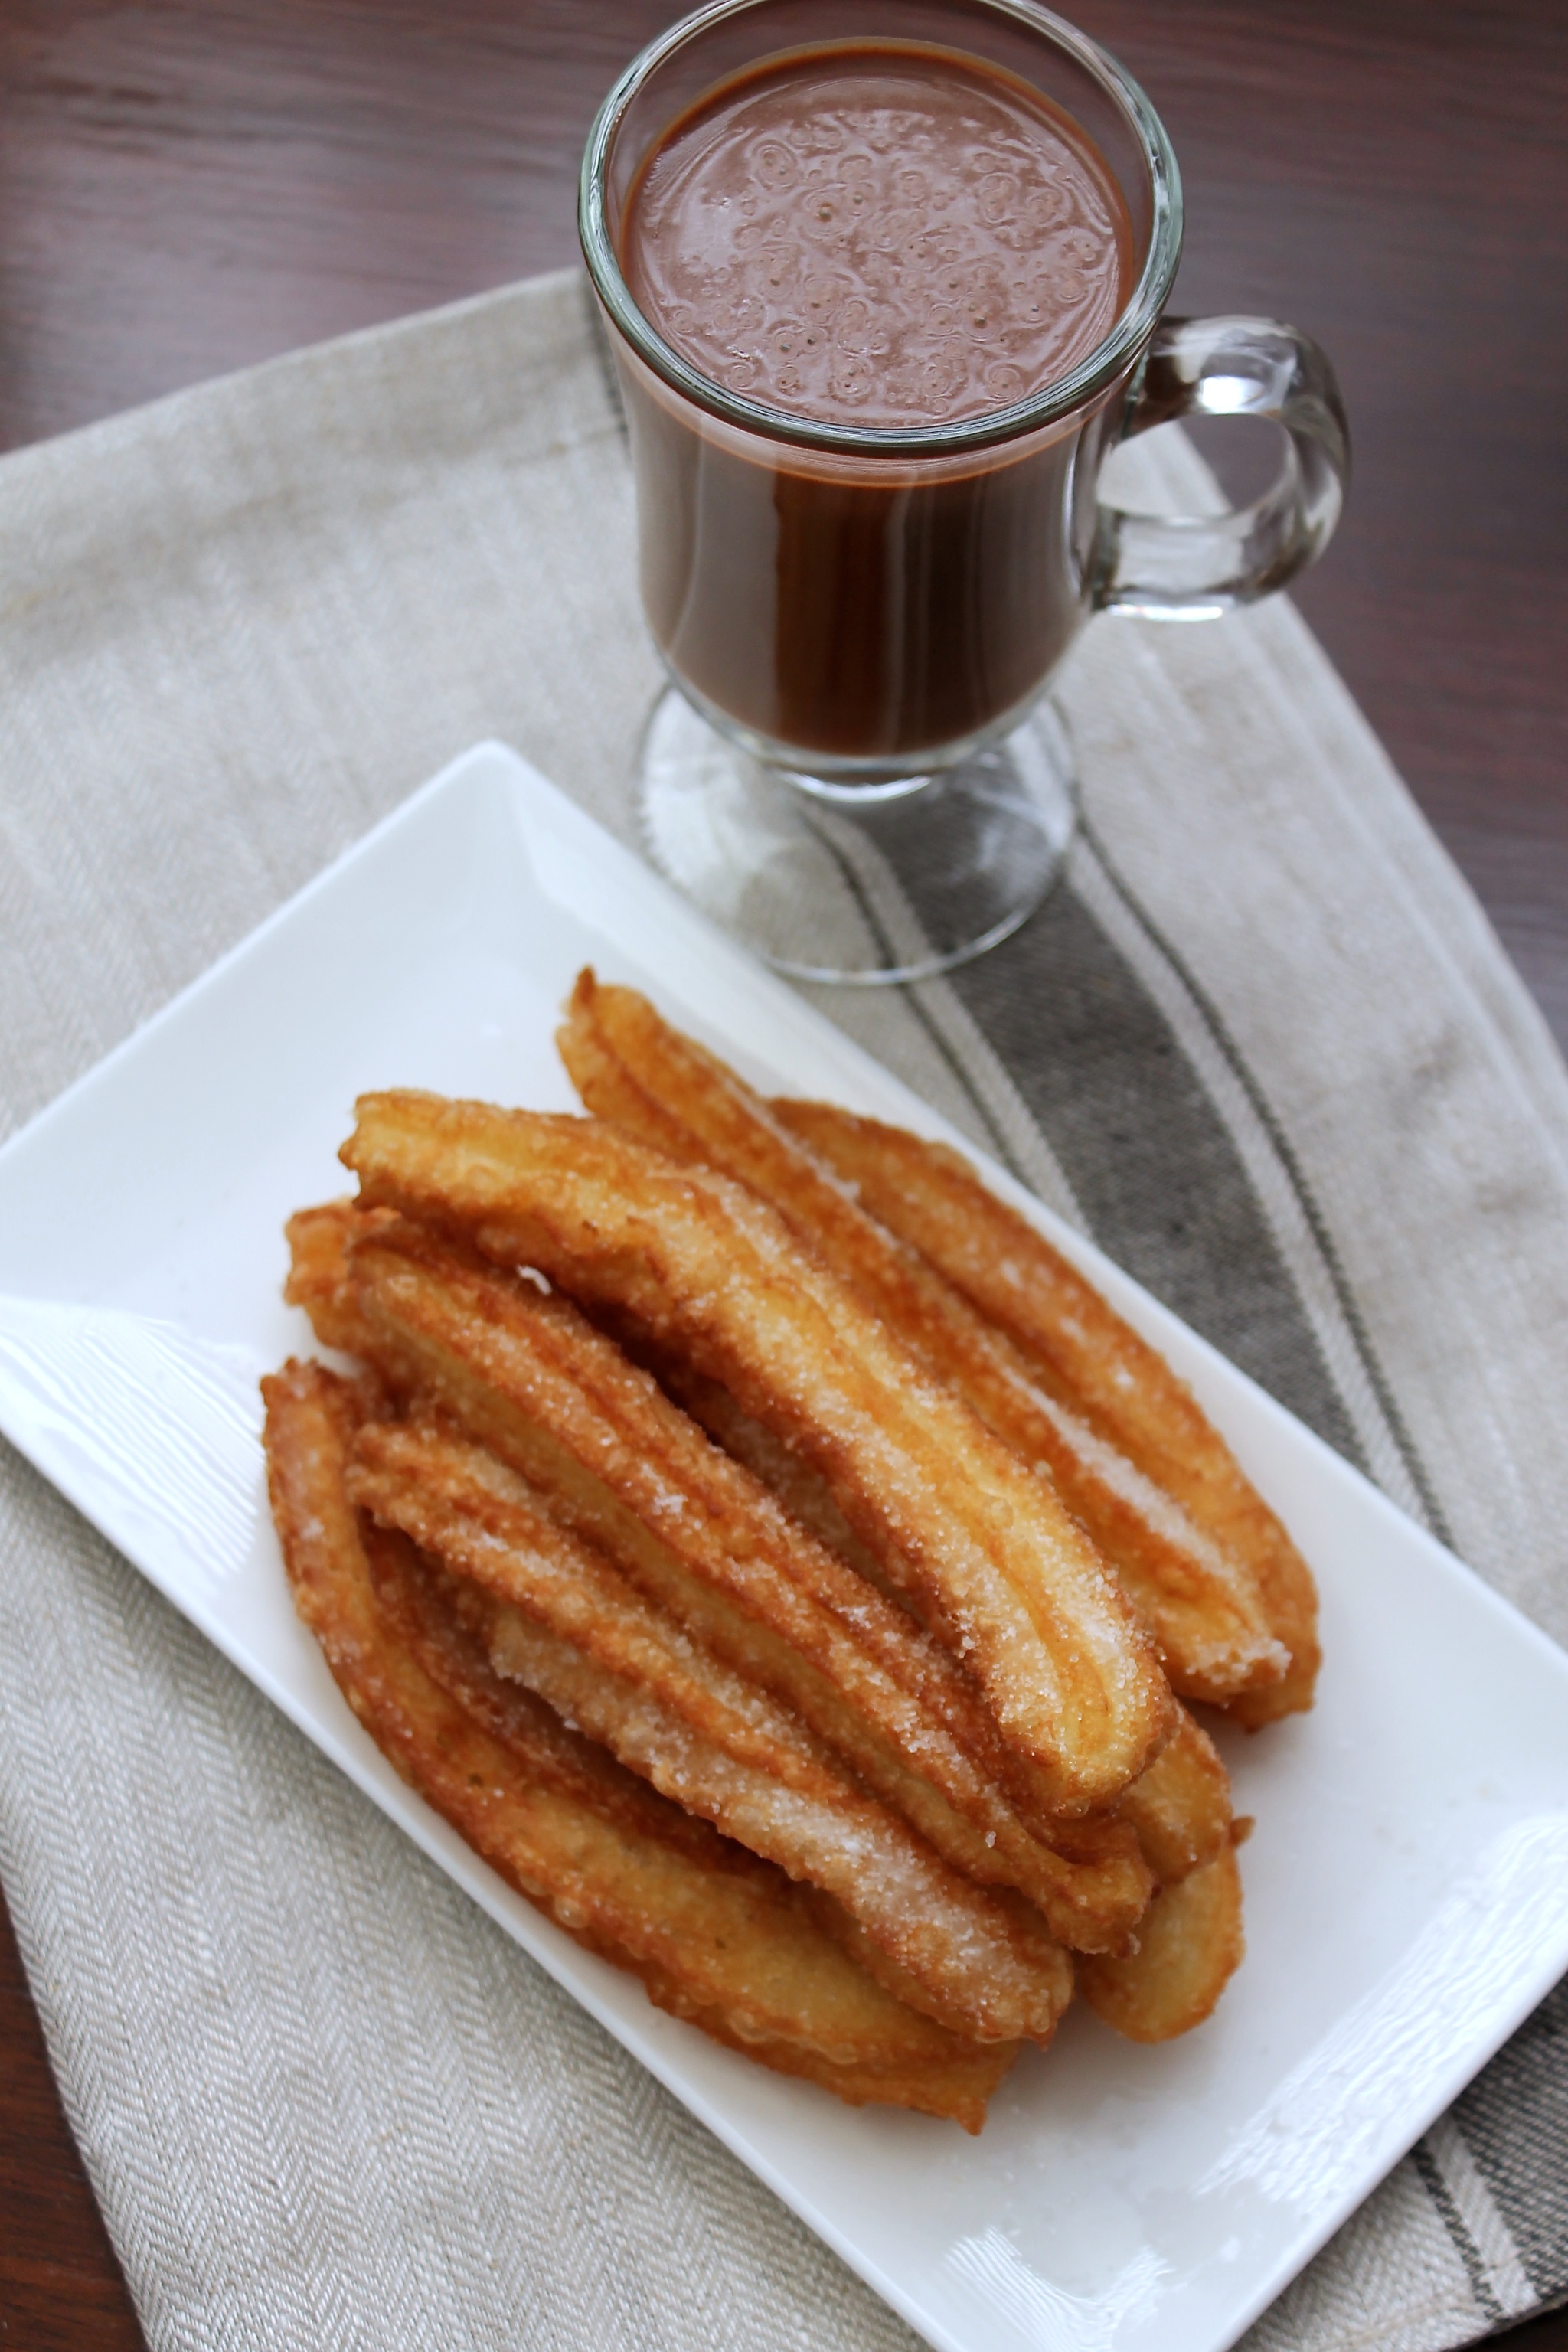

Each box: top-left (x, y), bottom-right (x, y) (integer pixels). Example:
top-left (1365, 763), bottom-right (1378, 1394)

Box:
top-left (1090, 315), bottom-right (1350, 618)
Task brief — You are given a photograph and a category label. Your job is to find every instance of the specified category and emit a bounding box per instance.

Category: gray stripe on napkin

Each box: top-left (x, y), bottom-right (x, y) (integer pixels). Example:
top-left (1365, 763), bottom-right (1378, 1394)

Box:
top-left (1419, 2117), bottom-right (1537, 2324)
top-left (1413, 2143), bottom-right (1508, 2331)
top-left (1070, 821), bottom-right (1450, 1537)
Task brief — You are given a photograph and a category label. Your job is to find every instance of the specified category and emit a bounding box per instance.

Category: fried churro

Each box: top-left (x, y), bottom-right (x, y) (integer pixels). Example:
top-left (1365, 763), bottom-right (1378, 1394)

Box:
top-left (346, 1413), bottom-right (1073, 2046)
top-left (1077, 1844), bottom-right (1246, 2043)
top-left (558, 973), bottom-right (1290, 1711)
top-left (340, 1093), bottom-right (1174, 1814)
top-left (261, 965), bottom-right (1314, 2104)
top-left (1113, 1706), bottom-right (1233, 1885)
top-left (773, 1099), bottom-right (1321, 1725)
top-left (286, 1200), bottom-right (1152, 1951)
top-left (263, 1357), bottom-right (1015, 2122)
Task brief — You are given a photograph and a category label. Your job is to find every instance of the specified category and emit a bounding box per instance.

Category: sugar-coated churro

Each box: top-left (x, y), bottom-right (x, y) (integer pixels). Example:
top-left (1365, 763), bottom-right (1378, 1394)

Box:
top-left (263, 1356), bottom-right (1018, 2123)
top-left (340, 1091), bottom-right (1174, 1814)
top-left (286, 1201), bottom-right (1152, 1951)
top-left (773, 1097), bottom-right (1320, 1724)
top-left (559, 972), bottom-right (1292, 1710)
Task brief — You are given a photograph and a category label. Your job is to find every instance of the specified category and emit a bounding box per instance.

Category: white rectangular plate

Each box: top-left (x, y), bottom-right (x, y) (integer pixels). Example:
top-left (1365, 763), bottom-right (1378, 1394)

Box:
top-left (3, 740), bottom-right (1567, 2352)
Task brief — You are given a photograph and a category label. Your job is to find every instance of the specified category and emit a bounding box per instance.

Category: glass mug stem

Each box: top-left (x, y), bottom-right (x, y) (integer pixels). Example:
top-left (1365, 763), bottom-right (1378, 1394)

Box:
top-left (581, 1), bottom-right (1349, 982)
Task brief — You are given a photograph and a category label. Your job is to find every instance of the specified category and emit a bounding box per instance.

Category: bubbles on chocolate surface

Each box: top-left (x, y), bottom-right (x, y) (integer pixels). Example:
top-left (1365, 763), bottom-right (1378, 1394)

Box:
top-left (623, 54), bottom-right (1131, 428)
top-left (754, 139), bottom-right (796, 191)
top-left (831, 352), bottom-right (874, 406)
top-left (983, 359), bottom-right (1026, 404)
top-left (977, 170), bottom-right (1019, 225)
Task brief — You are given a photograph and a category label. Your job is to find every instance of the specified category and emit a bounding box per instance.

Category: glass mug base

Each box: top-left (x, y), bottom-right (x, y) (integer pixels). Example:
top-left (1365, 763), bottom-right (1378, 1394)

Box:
top-left (635, 685), bottom-right (1077, 985)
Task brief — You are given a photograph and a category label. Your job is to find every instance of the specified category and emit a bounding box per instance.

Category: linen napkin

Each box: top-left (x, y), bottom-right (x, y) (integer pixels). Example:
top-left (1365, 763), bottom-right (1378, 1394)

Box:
top-left (2, 266), bottom-right (1565, 2352)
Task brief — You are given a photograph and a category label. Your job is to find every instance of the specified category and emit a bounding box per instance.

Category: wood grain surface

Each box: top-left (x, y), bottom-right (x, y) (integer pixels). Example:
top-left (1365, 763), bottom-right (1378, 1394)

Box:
top-left (0, 5), bottom-right (1564, 2348)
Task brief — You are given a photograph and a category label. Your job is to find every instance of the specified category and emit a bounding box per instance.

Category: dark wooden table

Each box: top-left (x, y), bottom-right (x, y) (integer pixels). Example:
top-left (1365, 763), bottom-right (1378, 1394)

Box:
top-left (1, 5), bottom-right (1564, 2346)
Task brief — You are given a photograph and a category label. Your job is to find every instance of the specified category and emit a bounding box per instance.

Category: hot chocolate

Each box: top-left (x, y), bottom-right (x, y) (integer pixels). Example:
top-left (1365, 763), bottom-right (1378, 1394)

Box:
top-left (610, 41), bottom-right (1139, 767)
top-left (583, 2), bottom-right (1347, 975)
top-left (622, 44), bottom-right (1134, 430)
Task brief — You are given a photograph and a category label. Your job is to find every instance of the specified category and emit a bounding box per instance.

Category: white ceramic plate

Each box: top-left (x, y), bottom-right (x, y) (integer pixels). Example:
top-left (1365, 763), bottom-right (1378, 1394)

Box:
top-left (3, 740), bottom-right (1567, 2352)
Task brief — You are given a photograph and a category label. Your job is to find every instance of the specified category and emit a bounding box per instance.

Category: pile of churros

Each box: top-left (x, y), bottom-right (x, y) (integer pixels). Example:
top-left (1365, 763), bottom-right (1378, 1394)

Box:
top-left (262, 969), bottom-right (1318, 2132)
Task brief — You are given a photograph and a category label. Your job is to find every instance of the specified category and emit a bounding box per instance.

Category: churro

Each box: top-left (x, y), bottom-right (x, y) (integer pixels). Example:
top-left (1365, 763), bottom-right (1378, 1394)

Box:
top-left (287, 1201), bottom-right (1152, 1951)
top-left (340, 1092), bottom-right (1174, 1814)
top-left (260, 970), bottom-right (1318, 2104)
top-left (773, 1098), bottom-right (1320, 1724)
top-left (559, 973), bottom-right (1292, 1710)
top-left (1078, 1844), bottom-right (1246, 2043)
top-left (263, 1356), bottom-right (1016, 2122)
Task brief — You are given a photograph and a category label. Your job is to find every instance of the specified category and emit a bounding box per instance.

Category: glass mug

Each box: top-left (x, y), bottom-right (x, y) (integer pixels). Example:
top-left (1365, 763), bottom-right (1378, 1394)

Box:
top-left (581, 0), bottom-right (1348, 982)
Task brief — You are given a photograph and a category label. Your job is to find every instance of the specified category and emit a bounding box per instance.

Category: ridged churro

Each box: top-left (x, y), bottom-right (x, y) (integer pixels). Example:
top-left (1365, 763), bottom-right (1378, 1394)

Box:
top-left (559, 973), bottom-right (1291, 1710)
top-left (773, 1098), bottom-right (1321, 1725)
top-left (340, 1093), bottom-right (1175, 1815)
top-left (346, 1413), bottom-right (1074, 2046)
top-left (263, 1357), bottom-right (1016, 2123)
top-left (286, 1201), bottom-right (1152, 1951)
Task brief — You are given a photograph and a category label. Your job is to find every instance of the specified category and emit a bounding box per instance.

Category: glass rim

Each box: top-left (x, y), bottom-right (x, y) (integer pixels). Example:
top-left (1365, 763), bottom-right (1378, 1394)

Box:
top-left (578, 0), bottom-right (1184, 459)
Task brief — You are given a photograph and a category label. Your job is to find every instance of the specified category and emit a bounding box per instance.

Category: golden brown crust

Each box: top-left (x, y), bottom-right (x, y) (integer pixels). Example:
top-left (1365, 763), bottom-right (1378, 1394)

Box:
top-left (362, 1524), bottom-right (747, 1873)
top-left (776, 1099), bottom-right (1320, 1723)
top-left (662, 1364), bottom-right (901, 1597)
top-left (283, 1200), bottom-right (397, 1361)
top-left (1077, 1846), bottom-right (1246, 2042)
top-left (560, 974), bottom-right (1287, 1709)
top-left (262, 1355), bottom-right (1018, 2126)
top-left (345, 1413), bottom-right (1074, 2046)
top-left (673, 1355), bottom-right (1231, 1894)
top-left (309, 1212), bottom-right (1153, 1951)
top-left (340, 1089), bottom-right (1174, 1815)
top-left (655, 1354), bottom-right (1207, 1874)
top-left (1113, 1707), bottom-right (1233, 1886)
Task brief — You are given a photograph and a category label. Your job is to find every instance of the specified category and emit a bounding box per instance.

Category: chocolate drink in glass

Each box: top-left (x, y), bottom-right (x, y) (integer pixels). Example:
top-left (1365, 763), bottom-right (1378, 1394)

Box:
top-left (619, 44), bottom-right (1136, 766)
top-left (581, 2), bottom-right (1347, 981)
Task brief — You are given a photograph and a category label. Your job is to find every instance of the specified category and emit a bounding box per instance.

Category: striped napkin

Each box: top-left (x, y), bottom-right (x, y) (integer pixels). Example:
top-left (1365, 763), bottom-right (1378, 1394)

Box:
top-left (2, 268), bottom-right (1564, 2352)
